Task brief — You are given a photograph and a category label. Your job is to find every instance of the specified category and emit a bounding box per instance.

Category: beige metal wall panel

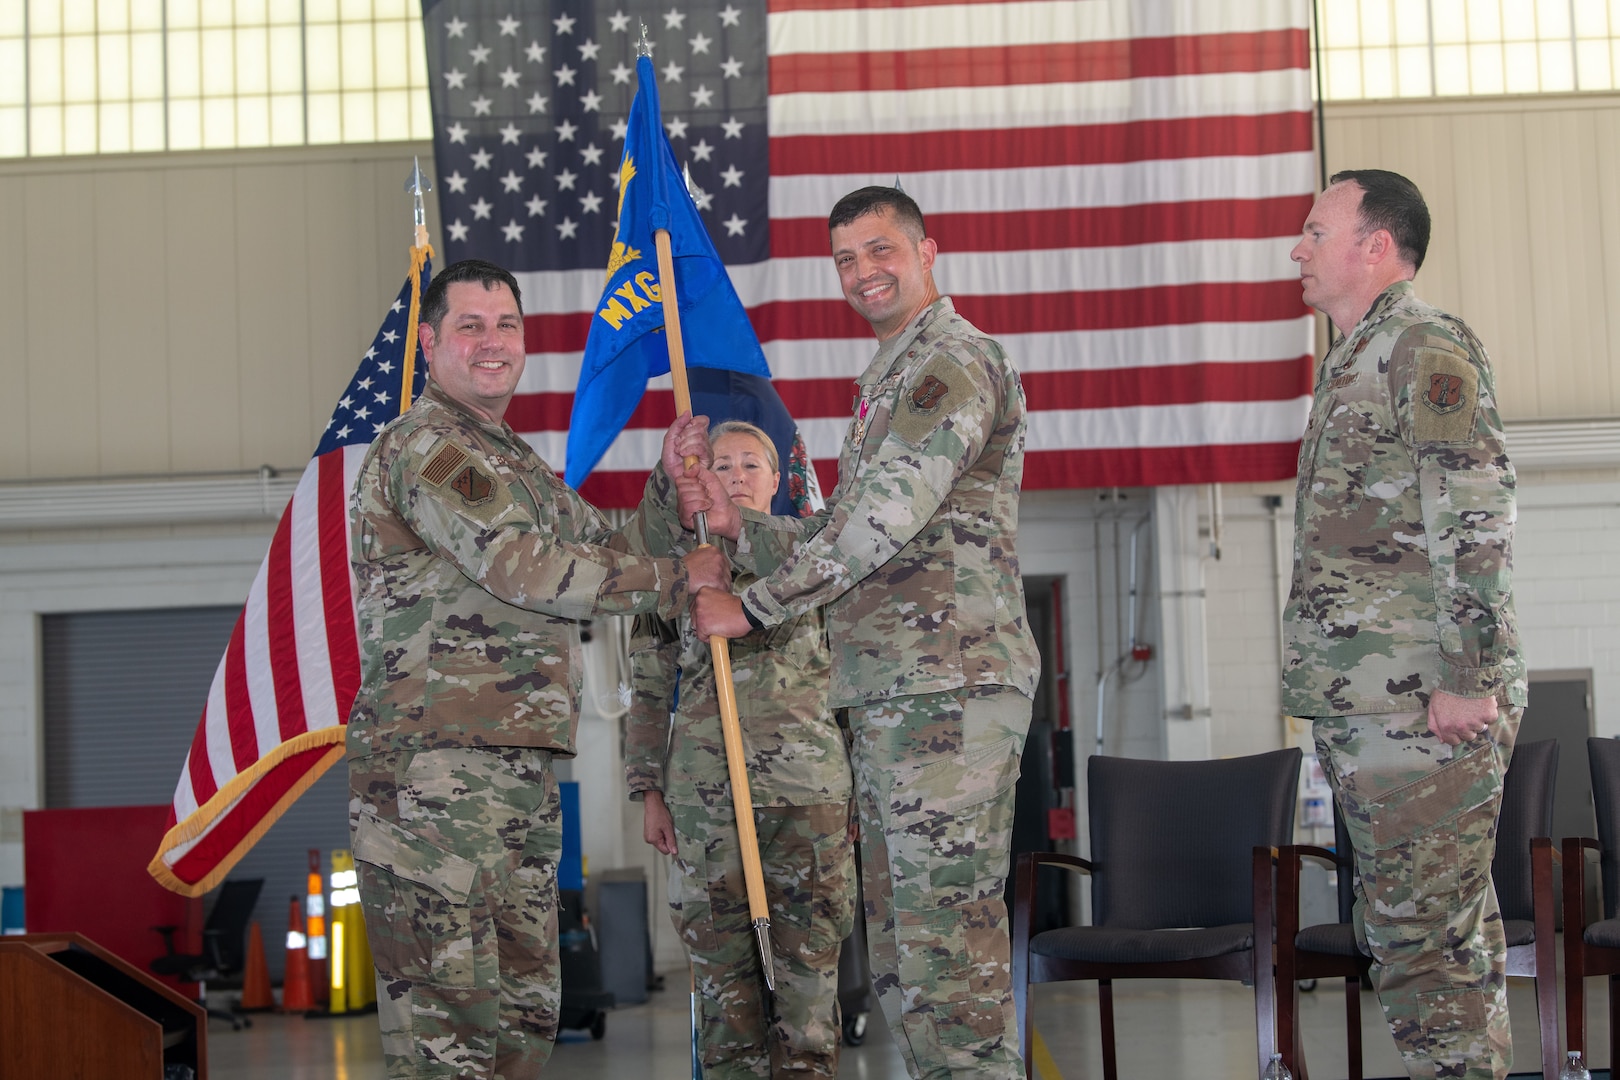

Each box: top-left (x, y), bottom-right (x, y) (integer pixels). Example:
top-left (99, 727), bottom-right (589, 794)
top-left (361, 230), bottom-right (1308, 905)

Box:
top-left (1322, 94), bottom-right (1620, 422)
top-left (235, 164), bottom-right (316, 469)
top-left (163, 165), bottom-right (244, 473)
top-left (1449, 113), bottom-right (1540, 416)
top-left (1523, 110), bottom-right (1612, 418)
top-left (0, 178), bottom-right (30, 479)
top-left (93, 169), bottom-right (173, 476)
top-left (25, 172), bottom-right (101, 478)
top-left (1593, 109), bottom-right (1620, 418)
top-left (0, 142), bottom-right (441, 483)
top-left (300, 160), bottom-right (382, 446)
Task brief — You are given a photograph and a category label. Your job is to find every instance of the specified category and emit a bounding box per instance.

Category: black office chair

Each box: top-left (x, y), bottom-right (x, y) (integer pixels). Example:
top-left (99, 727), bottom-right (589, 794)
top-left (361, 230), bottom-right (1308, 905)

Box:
top-left (1564, 736), bottom-right (1620, 1071)
top-left (152, 877), bottom-right (264, 1029)
top-left (1011, 747), bottom-right (1301, 1080)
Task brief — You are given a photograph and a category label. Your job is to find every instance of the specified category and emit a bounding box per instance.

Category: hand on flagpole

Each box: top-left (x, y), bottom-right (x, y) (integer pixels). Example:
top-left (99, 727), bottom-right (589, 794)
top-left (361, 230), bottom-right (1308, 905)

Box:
top-left (693, 587), bottom-right (751, 640)
top-left (682, 545), bottom-right (731, 595)
top-left (663, 412), bottom-right (713, 472)
top-left (674, 466), bottom-right (741, 539)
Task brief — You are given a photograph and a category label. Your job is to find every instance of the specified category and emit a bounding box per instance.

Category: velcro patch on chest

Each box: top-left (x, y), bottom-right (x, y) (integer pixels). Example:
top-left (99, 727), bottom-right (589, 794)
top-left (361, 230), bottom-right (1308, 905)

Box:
top-left (889, 354), bottom-right (975, 447)
top-left (418, 437), bottom-right (511, 524)
top-left (1414, 347), bottom-right (1479, 445)
top-left (450, 465), bottom-right (495, 505)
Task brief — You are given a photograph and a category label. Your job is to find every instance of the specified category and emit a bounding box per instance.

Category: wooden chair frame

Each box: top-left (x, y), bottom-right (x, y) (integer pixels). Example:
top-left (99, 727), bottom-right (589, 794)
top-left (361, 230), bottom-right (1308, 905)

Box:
top-left (1011, 846), bottom-right (1278, 1080)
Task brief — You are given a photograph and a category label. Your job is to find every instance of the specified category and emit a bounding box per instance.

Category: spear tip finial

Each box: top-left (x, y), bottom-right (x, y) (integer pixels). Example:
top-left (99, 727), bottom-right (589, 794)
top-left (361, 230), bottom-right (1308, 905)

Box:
top-left (636, 21), bottom-right (653, 58)
top-left (405, 157), bottom-right (433, 245)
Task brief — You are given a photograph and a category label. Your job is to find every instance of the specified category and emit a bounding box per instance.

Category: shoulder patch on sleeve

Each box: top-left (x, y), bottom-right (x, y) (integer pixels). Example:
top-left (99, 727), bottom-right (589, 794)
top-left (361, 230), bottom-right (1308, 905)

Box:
top-left (415, 437), bottom-right (513, 525)
top-left (1414, 346), bottom-right (1479, 445)
top-left (889, 353), bottom-right (976, 448)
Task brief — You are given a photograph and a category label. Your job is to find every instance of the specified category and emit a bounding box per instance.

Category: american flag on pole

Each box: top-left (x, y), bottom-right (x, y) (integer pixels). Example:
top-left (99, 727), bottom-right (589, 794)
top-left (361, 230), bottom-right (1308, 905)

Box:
top-left (150, 254), bottom-right (432, 897)
top-left (424, 0), bottom-right (1316, 507)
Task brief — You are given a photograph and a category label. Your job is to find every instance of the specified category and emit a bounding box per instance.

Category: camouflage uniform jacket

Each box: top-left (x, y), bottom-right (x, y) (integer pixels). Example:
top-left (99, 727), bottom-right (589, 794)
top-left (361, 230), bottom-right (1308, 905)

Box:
top-left (347, 380), bottom-right (695, 758)
top-left (732, 297), bottom-right (1041, 707)
top-left (623, 600), bottom-right (852, 809)
top-left (1282, 280), bottom-right (1526, 716)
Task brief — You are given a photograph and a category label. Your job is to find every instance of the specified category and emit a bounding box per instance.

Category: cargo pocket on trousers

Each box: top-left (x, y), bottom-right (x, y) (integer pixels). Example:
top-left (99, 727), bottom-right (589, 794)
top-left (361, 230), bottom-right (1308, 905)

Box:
top-left (772, 821), bottom-right (856, 961)
top-left (889, 735), bottom-right (1022, 906)
top-left (667, 832), bottom-right (721, 954)
top-left (1363, 741), bottom-right (1503, 919)
top-left (1417, 986), bottom-right (1489, 1053)
top-left (353, 812), bottom-right (478, 989)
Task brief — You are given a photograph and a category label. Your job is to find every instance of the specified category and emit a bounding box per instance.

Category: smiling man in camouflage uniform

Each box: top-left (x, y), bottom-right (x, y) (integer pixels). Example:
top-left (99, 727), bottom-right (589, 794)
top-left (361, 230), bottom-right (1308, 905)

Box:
top-left (346, 258), bottom-right (726, 1080)
top-left (1284, 170), bottom-right (1526, 1080)
top-left (679, 186), bottom-right (1041, 1080)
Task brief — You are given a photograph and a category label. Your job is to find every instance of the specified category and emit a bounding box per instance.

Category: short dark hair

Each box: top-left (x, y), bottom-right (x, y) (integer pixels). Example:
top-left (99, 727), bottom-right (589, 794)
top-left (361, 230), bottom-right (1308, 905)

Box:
top-left (828, 186), bottom-right (927, 239)
top-left (1329, 169), bottom-right (1431, 272)
top-left (420, 259), bottom-right (523, 332)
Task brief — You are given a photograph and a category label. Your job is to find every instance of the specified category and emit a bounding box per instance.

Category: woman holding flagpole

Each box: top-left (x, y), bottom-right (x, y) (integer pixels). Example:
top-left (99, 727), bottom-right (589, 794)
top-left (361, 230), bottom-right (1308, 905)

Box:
top-left (625, 421), bottom-right (856, 1080)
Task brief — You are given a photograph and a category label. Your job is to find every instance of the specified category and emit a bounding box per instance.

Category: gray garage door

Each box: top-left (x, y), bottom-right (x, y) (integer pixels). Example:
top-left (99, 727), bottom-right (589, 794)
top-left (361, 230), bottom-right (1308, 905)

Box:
top-left (42, 606), bottom-right (353, 981)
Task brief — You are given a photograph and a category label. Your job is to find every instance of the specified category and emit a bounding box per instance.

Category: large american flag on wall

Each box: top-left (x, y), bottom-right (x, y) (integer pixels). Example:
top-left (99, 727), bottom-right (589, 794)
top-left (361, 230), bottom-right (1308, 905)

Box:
top-left (425, 0), bottom-right (1316, 506)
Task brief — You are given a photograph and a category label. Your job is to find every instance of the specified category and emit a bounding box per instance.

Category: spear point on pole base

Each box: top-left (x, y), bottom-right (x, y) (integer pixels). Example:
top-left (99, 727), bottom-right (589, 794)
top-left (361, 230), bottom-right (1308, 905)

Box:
top-left (753, 919), bottom-right (776, 991)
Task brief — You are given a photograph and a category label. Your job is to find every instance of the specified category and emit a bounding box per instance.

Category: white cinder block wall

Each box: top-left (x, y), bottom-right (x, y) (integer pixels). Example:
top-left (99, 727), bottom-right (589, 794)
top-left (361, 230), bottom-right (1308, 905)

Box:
top-left (1513, 477), bottom-right (1620, 735)
top-left (1190, 471), bottom-right (1620, 766)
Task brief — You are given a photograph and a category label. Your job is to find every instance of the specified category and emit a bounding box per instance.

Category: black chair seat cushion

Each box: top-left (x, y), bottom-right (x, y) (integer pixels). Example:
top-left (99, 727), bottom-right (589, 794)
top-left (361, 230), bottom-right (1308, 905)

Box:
top-left (1296, 917), bottom-right (1535, 956)
top-left (1584, 918), bottom-right (1620, 948)
top-left (1295, 922), bottom-right (1362, 957)
top-left (1031, 923), bottom-right (1254, 964)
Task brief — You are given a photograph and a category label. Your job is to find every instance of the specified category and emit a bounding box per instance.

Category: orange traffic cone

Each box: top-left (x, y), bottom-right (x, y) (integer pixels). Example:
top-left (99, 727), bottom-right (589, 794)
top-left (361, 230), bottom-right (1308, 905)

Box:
top-left (281, 895), bottom-right (316, 1013)
top-left (238, 921), bottom-right (274, 1012)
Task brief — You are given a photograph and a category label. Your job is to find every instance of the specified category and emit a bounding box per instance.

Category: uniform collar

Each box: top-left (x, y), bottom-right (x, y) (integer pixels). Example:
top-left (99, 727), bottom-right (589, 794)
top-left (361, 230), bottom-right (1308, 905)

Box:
top-left (421, 379), bottom-right (516, 441)
top-left (870, 296), bottom-right (955, 379)
top-left (1325, 280), bottom-right (1416, 376)
top-left (1348, 280), bottom-right (1415, 338)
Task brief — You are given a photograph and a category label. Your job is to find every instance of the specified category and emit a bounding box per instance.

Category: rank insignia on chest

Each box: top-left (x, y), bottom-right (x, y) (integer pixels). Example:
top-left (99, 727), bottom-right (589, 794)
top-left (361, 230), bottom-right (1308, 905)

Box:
top-left (1424, 372), bottom-right (1466, 414)
top-left (450, 465), bottom-right (495, 505)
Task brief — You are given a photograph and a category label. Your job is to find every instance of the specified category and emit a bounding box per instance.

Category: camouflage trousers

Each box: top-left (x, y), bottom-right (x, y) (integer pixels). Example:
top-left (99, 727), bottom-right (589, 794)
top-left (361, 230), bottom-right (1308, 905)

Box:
top-left (349, 746), bottom-right (561, 1080)
top-left (848, 685), bottom-right (1031, 1080)
top-left (667, 800), bottom-right (856, 1079)
top-left (1314, 706), bottom-right (1521, 1080)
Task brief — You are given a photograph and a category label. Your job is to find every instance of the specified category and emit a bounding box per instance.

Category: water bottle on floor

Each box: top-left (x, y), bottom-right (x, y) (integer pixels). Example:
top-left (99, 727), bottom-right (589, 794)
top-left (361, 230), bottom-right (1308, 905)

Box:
top-left (1261, 1051), bottom-right (1293, 1080)
top-left (1559, 1050), bottom-right (1592, 1080)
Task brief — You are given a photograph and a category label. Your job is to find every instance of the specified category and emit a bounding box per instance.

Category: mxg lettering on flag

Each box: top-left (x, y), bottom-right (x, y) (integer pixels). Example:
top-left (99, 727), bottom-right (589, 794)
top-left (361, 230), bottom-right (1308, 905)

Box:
top-left (424, 0), bottom-right (1318, 506)
top-left (565, 51), bottom-right (770, 486)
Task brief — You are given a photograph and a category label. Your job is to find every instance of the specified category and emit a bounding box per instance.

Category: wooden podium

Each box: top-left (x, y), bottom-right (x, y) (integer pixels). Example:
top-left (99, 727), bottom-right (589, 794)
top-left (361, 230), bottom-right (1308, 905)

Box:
top-left (0, 932), bottom-right (208, 1079)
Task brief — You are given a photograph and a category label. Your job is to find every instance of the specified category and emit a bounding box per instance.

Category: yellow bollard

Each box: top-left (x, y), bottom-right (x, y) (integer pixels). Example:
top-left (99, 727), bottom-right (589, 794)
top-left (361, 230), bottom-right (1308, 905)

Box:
top-left (328, 849), bottom-right (375, 1013)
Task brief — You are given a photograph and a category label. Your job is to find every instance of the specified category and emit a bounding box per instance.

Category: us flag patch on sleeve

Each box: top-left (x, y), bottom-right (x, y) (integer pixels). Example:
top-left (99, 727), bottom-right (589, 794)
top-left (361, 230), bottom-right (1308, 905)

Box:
top-left (420, 442), bottom-right (469, 487)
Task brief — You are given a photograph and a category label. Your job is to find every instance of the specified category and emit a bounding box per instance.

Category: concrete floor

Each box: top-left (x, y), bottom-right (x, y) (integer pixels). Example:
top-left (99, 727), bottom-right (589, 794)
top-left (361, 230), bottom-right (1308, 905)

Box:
top-left (202, 974), bottom-right (1601, 1079)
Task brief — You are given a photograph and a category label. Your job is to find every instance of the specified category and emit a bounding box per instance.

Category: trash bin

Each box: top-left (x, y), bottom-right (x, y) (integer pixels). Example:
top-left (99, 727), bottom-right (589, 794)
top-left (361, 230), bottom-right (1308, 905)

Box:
top-left (1, 885), bottom-right (23, 935)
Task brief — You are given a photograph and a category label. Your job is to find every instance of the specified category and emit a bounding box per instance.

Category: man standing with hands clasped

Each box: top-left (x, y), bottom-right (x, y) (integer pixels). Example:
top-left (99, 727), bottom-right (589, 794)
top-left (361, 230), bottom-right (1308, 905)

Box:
top-left (1283, 170), bottom-right (1525, 1080)
top-left (670, 186), bottom-right (1041, 1080)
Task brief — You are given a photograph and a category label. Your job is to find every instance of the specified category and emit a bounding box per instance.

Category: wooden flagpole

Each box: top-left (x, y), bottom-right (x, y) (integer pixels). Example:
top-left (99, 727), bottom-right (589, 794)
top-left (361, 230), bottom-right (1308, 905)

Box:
top-left (654, 226), bottom-right (776, 992)
top-left (401, 157), bottom-right (434, 412)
